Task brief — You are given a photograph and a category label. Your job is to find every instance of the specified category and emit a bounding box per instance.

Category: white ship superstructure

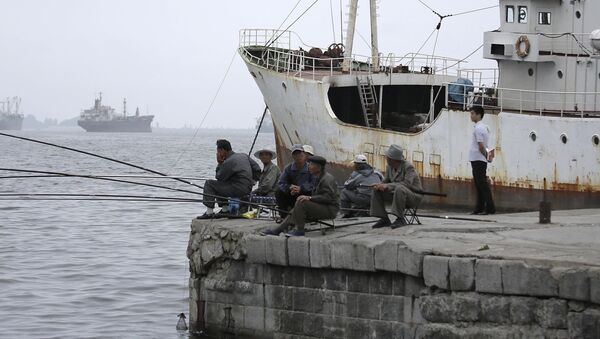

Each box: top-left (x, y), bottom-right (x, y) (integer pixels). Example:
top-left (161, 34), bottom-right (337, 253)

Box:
top-left (239, 0), bottom-right (600, 211)
top-left (0, 96), bottom-right (24, 130)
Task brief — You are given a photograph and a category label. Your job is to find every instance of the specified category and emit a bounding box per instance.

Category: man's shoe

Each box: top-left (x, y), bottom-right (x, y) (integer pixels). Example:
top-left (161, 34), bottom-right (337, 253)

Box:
top-left (260, 229), bottom-right (281, 236)
top-left (470, 210), bottom-right (484, 215)
top-left (390, 217), bottom-right (407, 229)
top-left (285, 230), bottom-right (305, 237)
top-left (372, 217), bottom-right (391, 229)
top-left (196, 213), bottom-right (214, 220)
top-left (485, 209), bottom-right (496, 215)
top-left (341, 213), bottom-right (354, 219)
top-left (213, 210), bottom-right (230, 219)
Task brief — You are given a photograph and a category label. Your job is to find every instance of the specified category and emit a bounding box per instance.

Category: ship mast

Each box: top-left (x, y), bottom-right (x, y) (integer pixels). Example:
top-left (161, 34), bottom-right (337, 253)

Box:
top-left (341, 0), bottom-right (380, 73)
top-left (123, 98), bottom-right (127, 117)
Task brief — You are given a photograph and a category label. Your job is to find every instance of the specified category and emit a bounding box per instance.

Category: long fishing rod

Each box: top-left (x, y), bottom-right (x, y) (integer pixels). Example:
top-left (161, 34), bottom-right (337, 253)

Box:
top-left (0, 168), bottom-right (203, 196)
top-left (0, 197), bottom-right (204, 203)
top-left (0, 193), bottom-right (203, 201)
top-left (0, 174), bottom-right (212, 181)
top-left (0, 132), bottom-right (203, 190)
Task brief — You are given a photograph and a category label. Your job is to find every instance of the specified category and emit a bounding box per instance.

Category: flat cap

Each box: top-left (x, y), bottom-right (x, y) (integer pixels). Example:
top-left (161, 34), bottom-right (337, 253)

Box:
top-left (307, 155), bottom-right (327, 166)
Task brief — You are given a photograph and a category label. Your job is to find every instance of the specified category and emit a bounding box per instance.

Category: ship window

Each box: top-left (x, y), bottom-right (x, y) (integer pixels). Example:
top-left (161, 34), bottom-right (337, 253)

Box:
top-left (491, 44), bottom-right (505, 55)
top-left (557, 70), bottom-right (563, 79)
top-left (528, 68), bottom-right (534, 76)
top-left (506, 6), bottom-right (515, 23)
top-left (560, 133), bottom-right (568, 144)
top-left (593, 135), bottom-right (599, 146)
top-left (538, 12), bottom-right (551, 25)
top-left (575, 11), bottom-right (581, 19)
top-left (518, 6), bottom-right (528, 23)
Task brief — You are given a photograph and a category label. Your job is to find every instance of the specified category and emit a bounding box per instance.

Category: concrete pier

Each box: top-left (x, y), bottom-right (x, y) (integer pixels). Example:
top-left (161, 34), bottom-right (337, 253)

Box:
top-left (187, 209), bottom-right (600, 338)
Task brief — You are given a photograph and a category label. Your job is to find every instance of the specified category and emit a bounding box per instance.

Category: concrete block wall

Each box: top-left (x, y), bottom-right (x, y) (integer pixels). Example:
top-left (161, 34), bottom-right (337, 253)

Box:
top-left (187, 220), bottom-right (600, 339)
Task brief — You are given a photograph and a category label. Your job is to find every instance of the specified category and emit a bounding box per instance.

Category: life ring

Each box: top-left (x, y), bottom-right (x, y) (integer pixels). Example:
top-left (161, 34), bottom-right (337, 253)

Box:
top-left (515, 35), bottom-right (530, 58)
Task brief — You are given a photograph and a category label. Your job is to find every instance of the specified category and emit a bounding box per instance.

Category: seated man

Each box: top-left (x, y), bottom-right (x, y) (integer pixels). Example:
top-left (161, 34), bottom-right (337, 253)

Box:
top-left (197, 139), bottom-right (260, 219)
top-left (251, 149), bottom-right (281, 197)
top-left (340, 154), bottom-right (383, 218)
top-left (275, 144), bottom-right (315, 217)
top-left (263, 155), bottom-right (338, 237)
top-left (370, 144), bottom-right (423, 229)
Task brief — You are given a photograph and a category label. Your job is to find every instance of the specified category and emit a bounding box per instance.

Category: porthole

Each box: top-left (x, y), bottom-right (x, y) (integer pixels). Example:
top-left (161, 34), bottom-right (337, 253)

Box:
top-left (557, 70), bottom-right (563, 79)
top-left (560, 133), bottom-right (568, 144)
top-left (528, 68), bottom-right (534, 76)
top-left (575, 11), bottom-right (581, 19)
top-left (250, 71), bottom-right (257, 78)
top-left (530, 131), bottom-right (537, 141)
top-left (593, 134), bottom-right (600, 146)
top-left (281, 82), bottom-right (287, 90)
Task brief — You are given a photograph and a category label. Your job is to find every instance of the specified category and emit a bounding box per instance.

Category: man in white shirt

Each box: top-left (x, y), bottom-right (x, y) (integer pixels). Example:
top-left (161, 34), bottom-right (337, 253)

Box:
top-left (469, 106), bottom-right (495, 215)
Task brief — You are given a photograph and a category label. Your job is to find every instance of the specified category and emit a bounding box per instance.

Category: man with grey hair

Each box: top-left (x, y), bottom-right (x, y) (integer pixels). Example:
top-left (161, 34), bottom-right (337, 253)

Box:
top-left (370, 144), bottom-right (423, 229)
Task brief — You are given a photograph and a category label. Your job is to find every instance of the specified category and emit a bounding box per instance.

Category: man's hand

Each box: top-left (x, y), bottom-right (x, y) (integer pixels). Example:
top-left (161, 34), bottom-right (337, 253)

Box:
top-left (216, 152), bottom-right (225, 164)
top-left (371, 183), bottom-right (387, 192)
top-left (297, 195), bottom-right (310, 203)
top-left (290, 185), bottom-right (301, 196)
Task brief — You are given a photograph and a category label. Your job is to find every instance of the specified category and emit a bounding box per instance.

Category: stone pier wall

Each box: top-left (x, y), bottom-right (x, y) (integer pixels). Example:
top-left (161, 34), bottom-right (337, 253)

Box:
top-left (187, 220), bottom-right (600, 338)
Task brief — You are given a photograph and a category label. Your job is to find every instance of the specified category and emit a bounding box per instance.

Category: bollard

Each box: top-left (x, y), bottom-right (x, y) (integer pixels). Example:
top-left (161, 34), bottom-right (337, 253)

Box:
top-left (539, 201), bottom-right (551, 224)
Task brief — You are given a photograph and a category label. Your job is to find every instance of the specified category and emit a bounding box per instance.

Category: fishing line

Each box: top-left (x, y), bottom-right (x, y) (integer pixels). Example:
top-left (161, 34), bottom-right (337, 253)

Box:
top-left (0, 193), bottom-right (203, 201)
top-left (0, 174), bottom-right (211, 181)
top-left (0, 168), bottom-right (203, 196)
top-left (168, 50), bottom-right (238, 173)
top-left (0, 133), bottom-right (203, 190)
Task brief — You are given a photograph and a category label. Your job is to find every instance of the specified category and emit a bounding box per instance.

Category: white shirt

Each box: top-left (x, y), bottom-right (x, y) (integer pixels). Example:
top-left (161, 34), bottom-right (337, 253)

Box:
top-left (469, 120), bottom-right (489, 162)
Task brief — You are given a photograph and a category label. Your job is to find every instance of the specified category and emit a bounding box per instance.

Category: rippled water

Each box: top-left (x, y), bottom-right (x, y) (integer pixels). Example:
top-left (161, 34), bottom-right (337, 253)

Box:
top-left (0, 129), bottom-right (274, 338)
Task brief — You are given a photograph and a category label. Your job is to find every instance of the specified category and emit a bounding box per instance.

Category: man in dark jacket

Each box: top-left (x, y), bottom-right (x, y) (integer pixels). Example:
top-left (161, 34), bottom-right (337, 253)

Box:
top-left (197, 139), bottom-right (261, 219)
top-left (370, 144), bottom-right (423, 229)
top-left (275, 144), bottom-right (315, 217)
top-left (340, 154), bottom-right (383, 218)
top-left (263, 155), bottom-right (338, 237)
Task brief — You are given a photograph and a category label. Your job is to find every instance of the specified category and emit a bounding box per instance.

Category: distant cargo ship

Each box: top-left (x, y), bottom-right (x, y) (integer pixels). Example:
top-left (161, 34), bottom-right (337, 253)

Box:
top-left (78, 93), bottom-right (154, 133)
top-left (0, 97), bottom-right (24, 130)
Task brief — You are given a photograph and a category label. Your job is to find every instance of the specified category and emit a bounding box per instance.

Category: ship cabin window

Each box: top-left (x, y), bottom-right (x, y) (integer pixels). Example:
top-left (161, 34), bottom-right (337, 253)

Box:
top-left (518, 6), bottom-right (528, 23)
top-left (327, 85), bottom-right (446, 133)
top-left (538, 12), bottom-right (551, 25)
top-left (506, 6), bottom-right (515, 23)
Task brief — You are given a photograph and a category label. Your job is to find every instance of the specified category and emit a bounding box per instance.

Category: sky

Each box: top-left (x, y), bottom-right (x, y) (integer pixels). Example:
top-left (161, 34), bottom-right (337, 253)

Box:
top-left (0, 0), bottom-right (499, 128)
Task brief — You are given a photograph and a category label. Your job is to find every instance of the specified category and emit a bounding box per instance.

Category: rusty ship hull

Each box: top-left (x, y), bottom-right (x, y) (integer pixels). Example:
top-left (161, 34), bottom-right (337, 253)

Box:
top-left (240, 48), bottom-right (600, 211)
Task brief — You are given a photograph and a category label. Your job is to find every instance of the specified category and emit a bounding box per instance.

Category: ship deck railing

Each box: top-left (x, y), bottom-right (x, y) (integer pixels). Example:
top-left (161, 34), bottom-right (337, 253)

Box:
top-left (239, 28), bottom-right (467, 80)
top-left (445, 81), bottom-right (600, 118)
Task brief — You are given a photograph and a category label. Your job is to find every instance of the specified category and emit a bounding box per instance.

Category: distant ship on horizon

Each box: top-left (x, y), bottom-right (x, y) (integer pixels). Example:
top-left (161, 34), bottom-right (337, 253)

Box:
top-left (255, 111), bottom-right (274, 133)
top-left (77, 93), bottom-right (154, 133)
top-left (0, 96), bottom-right (24, 130)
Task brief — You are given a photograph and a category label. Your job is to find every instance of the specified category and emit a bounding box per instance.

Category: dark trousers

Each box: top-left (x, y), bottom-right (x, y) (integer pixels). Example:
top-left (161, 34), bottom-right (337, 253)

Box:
top-left (275, 190), bottom-right (298, 217)
top-left (273, 200), bottom-right (338, 233)
top-left (203, 180), bottom-right (249, 209)
top-left (471, 161), bottom-right (495, 213)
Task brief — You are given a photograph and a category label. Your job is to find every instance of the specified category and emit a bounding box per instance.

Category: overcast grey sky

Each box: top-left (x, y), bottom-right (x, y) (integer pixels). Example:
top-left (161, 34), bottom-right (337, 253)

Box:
top-left (0, 0), bottom-right (498, 128)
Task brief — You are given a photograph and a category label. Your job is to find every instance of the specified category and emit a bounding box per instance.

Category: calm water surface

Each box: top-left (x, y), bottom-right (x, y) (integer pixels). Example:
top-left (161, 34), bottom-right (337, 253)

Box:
top-left (0, 129), bottom-right (274, 338)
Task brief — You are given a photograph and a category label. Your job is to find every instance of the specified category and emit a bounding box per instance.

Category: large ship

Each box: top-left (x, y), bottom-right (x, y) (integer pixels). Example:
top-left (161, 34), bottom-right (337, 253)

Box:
top-left (239, 0), bottom-right (600, 211)
top-left (78, 93), bottom-right (154, 133)
top-left (0, 97), bottom-right (24, 130)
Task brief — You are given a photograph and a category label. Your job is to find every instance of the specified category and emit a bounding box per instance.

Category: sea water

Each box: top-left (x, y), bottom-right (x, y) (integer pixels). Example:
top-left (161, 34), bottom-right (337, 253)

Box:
top-left (0, 129), bottom-right (274, 338)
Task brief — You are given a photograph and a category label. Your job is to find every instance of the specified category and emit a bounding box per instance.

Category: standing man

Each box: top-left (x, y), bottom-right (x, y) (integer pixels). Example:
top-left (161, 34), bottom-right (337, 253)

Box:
top-left (263, 155), bottom-right (339, 237)
top-left (469, 106), bottom-right (495, 215)
top-left (275, 144), bottom-right (315, 217)
top-left (197, 139), bottom-right (261, 219)
top-left (340, 154), bottom-right (383, 218)
top-left (252, 149), bottom-right (281, 197)
top-left (370, 145), bottom-right (423, 229)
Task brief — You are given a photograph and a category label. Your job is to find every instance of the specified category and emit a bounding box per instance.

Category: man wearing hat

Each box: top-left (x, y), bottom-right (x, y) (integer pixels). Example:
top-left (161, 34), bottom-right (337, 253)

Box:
top-left (252, 149), bottom-right (281, 197)
top-left (275, 144), bottom-right (315, 217)
top-left (340, 154), bottom-right (383, 218)
top-left (264, 155), bottom-right (339, 236)
top-left (370, 144), bottom-right (423, 228)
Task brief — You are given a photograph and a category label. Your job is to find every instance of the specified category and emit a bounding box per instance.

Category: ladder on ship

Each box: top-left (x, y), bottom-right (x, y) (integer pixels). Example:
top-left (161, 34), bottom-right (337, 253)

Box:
top-left (357, 76), bottom-right (379, 128)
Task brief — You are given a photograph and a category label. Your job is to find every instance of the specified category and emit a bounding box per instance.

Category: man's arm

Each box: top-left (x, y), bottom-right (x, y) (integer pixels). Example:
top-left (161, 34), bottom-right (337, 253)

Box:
top-left (278, 166), bottom-right (291, 193)
top-left (310, 177), bottom-right (337, 204)
top-left (255, 165), bottom-right (279, 195)
top-left (216, 158), bottom-right (235, 182)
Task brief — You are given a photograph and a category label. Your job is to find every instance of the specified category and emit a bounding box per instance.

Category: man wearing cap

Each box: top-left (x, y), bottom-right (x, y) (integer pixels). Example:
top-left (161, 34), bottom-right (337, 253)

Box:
top-left (275, 144), bottom-right (315, 217)
top-left (370, 144), bottom-right (423, 229)
top-left (264, 155), bottom-right (339, 236)
top-left (252, 149), bottom-right (281, 197)
top-left (340, 154), bottom-right (383, 218)
top-left (302, 144), bottom-right (314, 156)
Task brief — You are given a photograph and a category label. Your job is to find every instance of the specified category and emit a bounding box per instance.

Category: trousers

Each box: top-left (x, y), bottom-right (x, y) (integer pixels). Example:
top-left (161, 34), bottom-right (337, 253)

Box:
top-left (202, 180), bottom-right (249, 209)
top-left (274, 200), bottom-right (338, 232)
top-left (471, 161), bottom-right (495, 213)
top-left (370, 184), bottom-right (420, 219)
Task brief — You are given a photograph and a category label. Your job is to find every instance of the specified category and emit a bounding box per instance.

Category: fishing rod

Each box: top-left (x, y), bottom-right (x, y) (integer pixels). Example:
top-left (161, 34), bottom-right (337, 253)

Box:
top-left (0, 132), bottom-right (203, 190)
top-left (0, 168), bottom-right (203, 196)
top-left (0, 193), bottom-right (203, 201)
top-left (0, 174), bottom-right (212, 181)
